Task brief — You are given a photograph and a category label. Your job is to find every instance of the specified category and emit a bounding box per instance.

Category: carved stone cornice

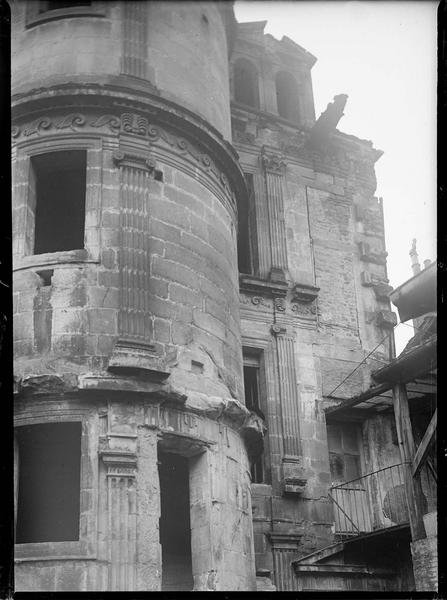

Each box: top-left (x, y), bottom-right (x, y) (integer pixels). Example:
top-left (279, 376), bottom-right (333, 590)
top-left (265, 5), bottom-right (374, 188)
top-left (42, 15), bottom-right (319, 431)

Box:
top-left (239, 274), bottom-right (288, 298)
top-left (11, 82), bottom-right (248, 221)
top-left (100, 450), bottom-right (138, 478)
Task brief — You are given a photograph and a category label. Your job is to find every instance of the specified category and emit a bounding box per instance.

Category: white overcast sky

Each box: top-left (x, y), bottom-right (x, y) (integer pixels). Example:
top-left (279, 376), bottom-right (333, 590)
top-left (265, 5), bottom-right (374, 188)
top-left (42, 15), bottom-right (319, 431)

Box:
top-left (234, 0), bottom-right (437, 352)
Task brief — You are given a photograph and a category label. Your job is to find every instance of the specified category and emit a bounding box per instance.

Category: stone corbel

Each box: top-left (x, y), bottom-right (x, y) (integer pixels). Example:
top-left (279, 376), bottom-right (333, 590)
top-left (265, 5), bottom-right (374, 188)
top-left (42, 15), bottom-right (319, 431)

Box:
top-left (375, 310), bottom-right (397, 329)
top-left (372, 282), bottom-right (393, 300)
top-left (360, 272), bottom-right (392, 299)
top-left (292, 283), bottom-right (320, 303)
top-left (358, 241), bottom-right (388, 265)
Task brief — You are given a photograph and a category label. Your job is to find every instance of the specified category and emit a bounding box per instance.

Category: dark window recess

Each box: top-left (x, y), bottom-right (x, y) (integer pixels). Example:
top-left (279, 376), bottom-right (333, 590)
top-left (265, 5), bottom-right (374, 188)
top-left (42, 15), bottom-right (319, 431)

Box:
top-left (37, 269), bottom-right (54, 286)
top-left (40, 0), bottom-right (92, 12)
top-left (16, 422), bottom-right (82, 544)
top-left (159, 453), bottom-right (193, 592)
top-left (234, 58), bottom-right (260, 109)
top-left (243, 364), bottom-right (264, 483)
top-left (238, 173), bottom-right (256, 275)
top-left (32, 150), bottom-right (86, 255)
top-left (276, 71), bottom-right (300, 122)
top-left (327, 423), bottom-right (361, 483)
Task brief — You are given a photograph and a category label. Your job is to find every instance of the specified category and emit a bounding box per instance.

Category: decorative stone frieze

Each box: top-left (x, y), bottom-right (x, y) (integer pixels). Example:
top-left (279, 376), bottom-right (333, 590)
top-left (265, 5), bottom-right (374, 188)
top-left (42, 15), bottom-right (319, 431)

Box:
top-left (11, 84), bottom-right (248, 220)
top-left (273, 297), bottom-right (286, 312)
top-left (291, 302), bottom-right (318, 317)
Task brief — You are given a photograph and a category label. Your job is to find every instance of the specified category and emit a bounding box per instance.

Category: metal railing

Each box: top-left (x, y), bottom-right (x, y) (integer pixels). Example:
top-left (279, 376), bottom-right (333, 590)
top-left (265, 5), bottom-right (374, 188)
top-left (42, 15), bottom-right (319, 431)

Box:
top-left (329, 463), bottom-right (408, 535)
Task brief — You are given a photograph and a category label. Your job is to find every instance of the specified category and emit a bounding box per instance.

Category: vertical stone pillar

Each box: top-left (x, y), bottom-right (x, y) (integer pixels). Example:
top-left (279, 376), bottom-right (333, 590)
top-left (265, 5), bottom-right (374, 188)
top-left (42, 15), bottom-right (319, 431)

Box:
top-left (135, 427), bottom-right (161, 591)
top-left (112, 151), bottom-right (155, 350)
top-left (121, 1), bottom-right (148, 79)
top-left (271, 325), bottom-right (306, 494)
top-left (253, 173), bottom-right (271, 279)
top-left (100, 451), bottom-right (138, 591)
top-left (261, 150), bottom-right (288, 282)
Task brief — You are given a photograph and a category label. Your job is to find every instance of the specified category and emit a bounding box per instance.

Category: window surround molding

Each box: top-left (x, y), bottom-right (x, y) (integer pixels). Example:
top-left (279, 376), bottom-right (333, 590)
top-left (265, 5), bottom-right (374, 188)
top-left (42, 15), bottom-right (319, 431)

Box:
top-left (25, 1), bottom-right (107, 29)
top-left (14, 410), bottom-right (97, 562)
top-left (13, 136), bottom-right (102, 271)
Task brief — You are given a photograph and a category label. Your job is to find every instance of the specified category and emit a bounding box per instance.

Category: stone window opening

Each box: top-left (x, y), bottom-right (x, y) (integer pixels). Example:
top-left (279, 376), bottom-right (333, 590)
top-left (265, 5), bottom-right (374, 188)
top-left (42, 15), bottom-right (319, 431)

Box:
top-left (39, 0), bottom-right (92, 12)
top-left (158, 450), bottom-right (194, 591)
top-left (30, 150), bottom-right (87, 255)
top-left (243, 350), bottom-right (268, 484)
top-left (15, 422), bottom-right (82, 544)
top-left (25, 1), bottom-right (105, 30)
top-left (275, 71), bottom-right (300, 123)
top-left (237, 173), bottom-right (257, 275)
top-left (233, 58), bottom-right (260, 109)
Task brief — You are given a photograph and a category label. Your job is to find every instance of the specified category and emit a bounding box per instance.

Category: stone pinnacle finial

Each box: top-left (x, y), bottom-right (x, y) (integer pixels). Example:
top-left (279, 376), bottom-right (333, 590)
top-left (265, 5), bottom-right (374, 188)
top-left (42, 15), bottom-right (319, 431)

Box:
top-left (409, 238), bottom-right (421, 275)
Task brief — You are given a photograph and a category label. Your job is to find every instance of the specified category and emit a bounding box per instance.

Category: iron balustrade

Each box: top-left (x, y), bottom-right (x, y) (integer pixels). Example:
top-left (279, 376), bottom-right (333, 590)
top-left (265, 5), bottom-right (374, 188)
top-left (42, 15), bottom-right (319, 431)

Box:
top-left (329, 463), bottom-right (408, 535)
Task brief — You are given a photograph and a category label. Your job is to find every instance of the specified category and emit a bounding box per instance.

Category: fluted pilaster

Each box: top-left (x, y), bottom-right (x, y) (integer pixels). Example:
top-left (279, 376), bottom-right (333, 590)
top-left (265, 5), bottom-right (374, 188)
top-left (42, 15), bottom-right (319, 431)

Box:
top-left (113, 152), bottom-right (155, 345)
top-left (121, 2), bottom-right (148, 79)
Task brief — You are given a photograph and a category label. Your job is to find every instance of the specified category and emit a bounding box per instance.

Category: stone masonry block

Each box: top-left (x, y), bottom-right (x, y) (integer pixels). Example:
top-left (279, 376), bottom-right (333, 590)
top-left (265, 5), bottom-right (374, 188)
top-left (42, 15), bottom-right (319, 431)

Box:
top-left (149, 218), bottom-right (182, 244)
top-left (150, 198), bottom-right (191, 230)
top-left (152, 256), bottom-right (196, 289)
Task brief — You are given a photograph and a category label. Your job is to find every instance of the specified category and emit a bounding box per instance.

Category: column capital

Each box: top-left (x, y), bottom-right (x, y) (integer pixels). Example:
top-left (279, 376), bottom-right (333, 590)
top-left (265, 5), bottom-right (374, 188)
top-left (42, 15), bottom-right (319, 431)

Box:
top-left (112, 149), bottom-right (158, 173)
top-left (260, 147), bottom-right (287, 173)
top-left (271, 324), bottom-right (287, 336)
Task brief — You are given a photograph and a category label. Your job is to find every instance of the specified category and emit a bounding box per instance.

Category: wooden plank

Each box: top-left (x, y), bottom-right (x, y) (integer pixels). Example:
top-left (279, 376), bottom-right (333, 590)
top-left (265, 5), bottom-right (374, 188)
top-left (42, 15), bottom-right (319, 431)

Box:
top-left (392, 383), bottom-right (426, 541)
top-left (325, 382), bottom-right (392, 414)
top-left (412, 408), bottom-right (437, 477)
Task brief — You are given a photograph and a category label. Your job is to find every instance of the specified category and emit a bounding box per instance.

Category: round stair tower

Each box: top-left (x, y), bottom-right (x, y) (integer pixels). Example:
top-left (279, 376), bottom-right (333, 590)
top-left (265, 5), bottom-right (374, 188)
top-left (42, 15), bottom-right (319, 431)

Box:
top-left (12, 1), bottom-right (258, 591)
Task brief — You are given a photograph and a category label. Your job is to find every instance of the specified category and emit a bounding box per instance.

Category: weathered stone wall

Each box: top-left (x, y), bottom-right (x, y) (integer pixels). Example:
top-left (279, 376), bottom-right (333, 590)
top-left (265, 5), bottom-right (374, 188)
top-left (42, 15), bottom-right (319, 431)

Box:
top-left (14, 396), bottom-right (256, 591)
top-left (11, 1), bottom-right (232, 139)
top-left (411, 536), bottom-right (438, 591)
top-left (232, 20), bottom-right (390, 585)
top-left (12, 1), bottom-right (254, 590)
top-left (12, 101), bottom-right (244, 401)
